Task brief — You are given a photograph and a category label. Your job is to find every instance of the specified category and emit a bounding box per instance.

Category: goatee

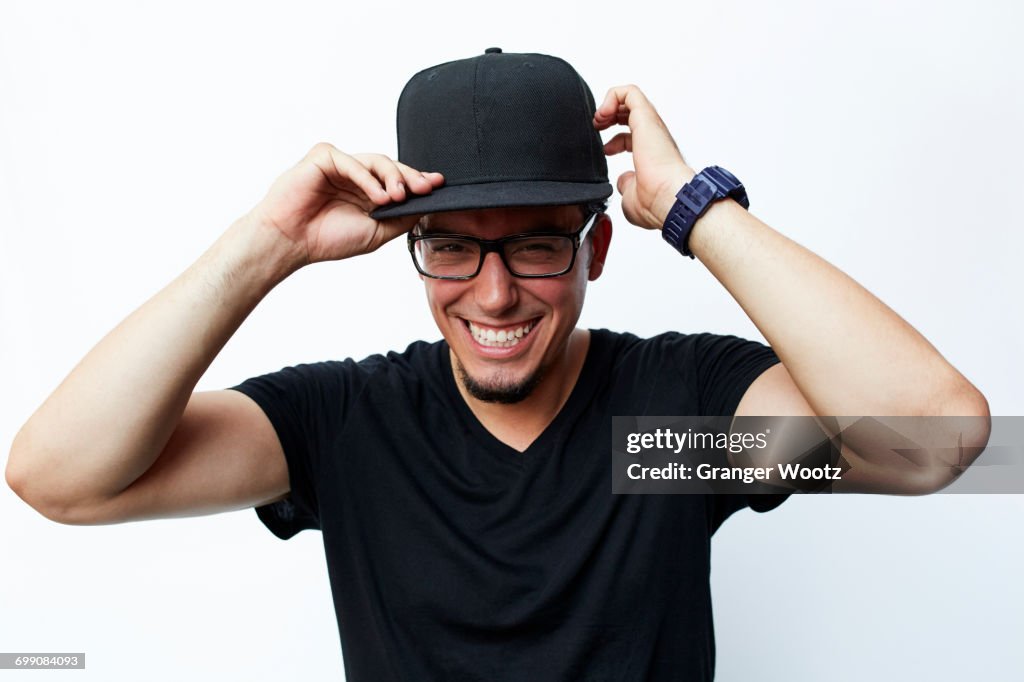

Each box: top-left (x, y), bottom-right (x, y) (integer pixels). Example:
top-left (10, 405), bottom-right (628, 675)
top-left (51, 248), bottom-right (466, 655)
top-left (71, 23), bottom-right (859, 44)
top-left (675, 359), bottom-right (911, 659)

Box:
top-left (455, 359), bottom-right (545, 404)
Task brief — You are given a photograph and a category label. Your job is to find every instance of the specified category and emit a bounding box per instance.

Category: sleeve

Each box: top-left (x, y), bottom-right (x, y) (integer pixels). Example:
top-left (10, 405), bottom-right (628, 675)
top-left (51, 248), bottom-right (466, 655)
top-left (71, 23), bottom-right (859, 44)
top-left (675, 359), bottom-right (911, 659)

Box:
top-left (687, 332), bottom-right (781, 417)
top-left (229, 360), bottom-right (356, 540)
top-left (679, 333), bottom-right (790, 524)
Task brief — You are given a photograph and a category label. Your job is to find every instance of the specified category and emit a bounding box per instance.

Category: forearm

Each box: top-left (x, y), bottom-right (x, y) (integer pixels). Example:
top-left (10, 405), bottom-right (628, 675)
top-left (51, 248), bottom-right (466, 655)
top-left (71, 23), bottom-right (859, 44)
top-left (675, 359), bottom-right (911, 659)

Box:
top-left (688, 199), bottom-right (986, 417)
top-left (7, 214), bottom-right (302, 512)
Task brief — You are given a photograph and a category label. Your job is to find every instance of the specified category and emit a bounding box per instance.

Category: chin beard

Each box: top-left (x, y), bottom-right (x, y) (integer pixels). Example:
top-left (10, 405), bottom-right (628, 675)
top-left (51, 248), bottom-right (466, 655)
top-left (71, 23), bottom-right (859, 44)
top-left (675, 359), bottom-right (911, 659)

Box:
top-left (455, 359), bottom-right (545, 405)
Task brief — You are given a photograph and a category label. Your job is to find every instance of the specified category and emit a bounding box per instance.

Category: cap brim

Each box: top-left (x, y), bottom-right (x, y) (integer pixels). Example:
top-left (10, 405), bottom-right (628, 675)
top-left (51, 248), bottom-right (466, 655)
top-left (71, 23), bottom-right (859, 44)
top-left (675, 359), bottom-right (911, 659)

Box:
top-left (369, 180), bottom-right (613, 220)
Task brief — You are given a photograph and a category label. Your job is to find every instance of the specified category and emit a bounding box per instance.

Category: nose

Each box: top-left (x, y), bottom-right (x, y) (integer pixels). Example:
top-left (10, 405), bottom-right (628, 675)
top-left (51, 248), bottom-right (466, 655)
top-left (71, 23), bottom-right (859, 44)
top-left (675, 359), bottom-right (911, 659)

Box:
top-left (473, 251), bottom-right (518, 315)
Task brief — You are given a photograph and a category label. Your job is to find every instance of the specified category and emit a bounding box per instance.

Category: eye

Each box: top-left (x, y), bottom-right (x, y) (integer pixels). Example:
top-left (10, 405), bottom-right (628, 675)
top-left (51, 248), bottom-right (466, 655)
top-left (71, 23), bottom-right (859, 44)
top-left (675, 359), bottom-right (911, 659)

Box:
top-left (514, 241), bottom-right (557, 254)
top-left (428, 239), bottom-right (470, 254)
top-left (507, 237), bottom-right (568, 259)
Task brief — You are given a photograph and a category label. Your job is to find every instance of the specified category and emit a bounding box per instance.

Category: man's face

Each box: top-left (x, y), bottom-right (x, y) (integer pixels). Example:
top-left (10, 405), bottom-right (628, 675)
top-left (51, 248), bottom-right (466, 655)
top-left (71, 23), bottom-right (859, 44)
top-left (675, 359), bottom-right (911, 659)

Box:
top-left (418, 205), bottom-right (610, 404)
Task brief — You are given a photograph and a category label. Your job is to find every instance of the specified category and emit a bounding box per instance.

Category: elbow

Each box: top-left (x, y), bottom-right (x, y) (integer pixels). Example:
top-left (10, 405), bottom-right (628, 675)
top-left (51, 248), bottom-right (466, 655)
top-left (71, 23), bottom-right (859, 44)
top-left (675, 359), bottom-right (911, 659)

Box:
top-left (6, 429), bottom-right (36, 510)
top-left (907, 381), bottom-right (991, 495)
top-left (947, 374), bottom-right (990, 420)
top-left (6, 456), bottom-right (70, 525)
top-left (845, 380), bottom-right (992, 496)
top-left (939, 376), bottom-right (991, 455)
top-left (7, 432), bottom-right (107, 526)
top-left (924, 371), bottom-right (990, 445)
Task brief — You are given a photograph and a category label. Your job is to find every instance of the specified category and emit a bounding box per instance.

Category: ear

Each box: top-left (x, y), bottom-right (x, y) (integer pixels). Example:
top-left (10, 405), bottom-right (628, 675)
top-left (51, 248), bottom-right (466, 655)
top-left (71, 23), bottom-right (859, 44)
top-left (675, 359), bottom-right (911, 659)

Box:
top-left (586, 214), bottom-right (613, 282)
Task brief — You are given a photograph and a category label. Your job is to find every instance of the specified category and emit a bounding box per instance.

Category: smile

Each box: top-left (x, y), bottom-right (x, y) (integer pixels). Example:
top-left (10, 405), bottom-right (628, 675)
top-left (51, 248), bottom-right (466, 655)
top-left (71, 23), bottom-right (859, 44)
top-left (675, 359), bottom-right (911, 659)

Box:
top-left (465, 319), bottom-right (537, 348)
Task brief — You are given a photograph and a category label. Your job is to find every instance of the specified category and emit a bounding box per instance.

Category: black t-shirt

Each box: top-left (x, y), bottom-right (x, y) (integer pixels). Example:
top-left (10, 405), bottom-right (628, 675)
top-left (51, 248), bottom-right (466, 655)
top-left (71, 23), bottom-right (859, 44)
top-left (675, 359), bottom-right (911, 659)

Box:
top-left (232, 329), bottom-right (784, 681)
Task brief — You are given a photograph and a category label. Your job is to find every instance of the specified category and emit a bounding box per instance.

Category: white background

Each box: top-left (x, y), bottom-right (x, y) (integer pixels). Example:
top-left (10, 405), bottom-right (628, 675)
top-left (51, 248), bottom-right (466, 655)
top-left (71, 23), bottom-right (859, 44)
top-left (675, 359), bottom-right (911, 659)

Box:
top-left (2, 1), bottom-right (1022, 680)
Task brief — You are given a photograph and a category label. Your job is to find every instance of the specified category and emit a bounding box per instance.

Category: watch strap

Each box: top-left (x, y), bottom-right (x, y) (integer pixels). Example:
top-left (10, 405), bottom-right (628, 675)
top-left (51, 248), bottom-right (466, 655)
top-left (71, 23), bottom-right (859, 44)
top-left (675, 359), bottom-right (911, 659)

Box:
top-left (662, 166), bottom-right (749, 258)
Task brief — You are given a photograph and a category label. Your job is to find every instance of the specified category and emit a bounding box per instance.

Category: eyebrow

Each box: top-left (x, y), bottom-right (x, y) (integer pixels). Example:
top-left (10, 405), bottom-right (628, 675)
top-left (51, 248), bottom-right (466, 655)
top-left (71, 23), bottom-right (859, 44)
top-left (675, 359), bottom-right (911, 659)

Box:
top-left (419, 221), bottom-right (576, 236)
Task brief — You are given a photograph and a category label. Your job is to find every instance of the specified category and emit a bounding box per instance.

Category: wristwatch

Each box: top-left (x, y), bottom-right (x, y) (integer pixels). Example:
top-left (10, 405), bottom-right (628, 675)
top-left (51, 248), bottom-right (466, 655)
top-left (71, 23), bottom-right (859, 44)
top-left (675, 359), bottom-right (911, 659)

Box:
top-left (661, 166), bottom-right (750, 258)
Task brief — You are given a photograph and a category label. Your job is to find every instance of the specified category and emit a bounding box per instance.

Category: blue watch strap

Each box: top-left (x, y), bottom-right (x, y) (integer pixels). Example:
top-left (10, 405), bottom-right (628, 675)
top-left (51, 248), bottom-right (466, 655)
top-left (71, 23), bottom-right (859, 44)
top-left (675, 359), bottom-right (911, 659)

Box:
top-left (662, 166), bottom-right (749, 258)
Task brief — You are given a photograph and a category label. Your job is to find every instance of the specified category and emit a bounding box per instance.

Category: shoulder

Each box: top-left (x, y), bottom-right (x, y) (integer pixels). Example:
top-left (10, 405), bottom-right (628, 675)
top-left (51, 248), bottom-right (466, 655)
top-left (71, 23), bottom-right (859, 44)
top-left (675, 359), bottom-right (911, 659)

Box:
top-left (591, 328), bottom-right (779, 415)
top-left (590, 328), bottom-right (769, 369)
top-left (294, 338), bottom-right (446, 375)
top-left (380, 338), bottom-right (448, 372)
top-left (233, 339), bottom-right (448, 398)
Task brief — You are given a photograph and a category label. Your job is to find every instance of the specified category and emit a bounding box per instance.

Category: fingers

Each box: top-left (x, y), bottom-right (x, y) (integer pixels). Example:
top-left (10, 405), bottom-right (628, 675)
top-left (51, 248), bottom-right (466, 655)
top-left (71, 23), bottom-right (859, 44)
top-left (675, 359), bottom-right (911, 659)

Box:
top-left (594, 103), bottom-right (631, 131)
top-left (593, 84), bottom-right (661, 132)
top-left (305, 143), bottom-right (444, 207)
top-left (394, 161), bottom-right (446, 194)
top-left (593, 85), bottom-right (681, 157)
top-left (594, 103), bottom-right (630, 129)
top-left (422, 171), bottom-right (446, 186)
top-left (603, 132), bottom-right (633, 156)
top-left (353, 155), bottom-right (445, 209)
top-left (307, 144), bottom-right (393, 205)
top-left (355, 153), bottom-right (414, 203)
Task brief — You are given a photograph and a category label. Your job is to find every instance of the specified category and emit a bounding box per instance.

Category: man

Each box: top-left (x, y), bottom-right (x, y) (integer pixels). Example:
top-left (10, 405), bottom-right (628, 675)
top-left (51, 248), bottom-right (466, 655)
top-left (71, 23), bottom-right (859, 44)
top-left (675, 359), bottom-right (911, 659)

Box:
top-left (6, 49), bottom-right (989, 680)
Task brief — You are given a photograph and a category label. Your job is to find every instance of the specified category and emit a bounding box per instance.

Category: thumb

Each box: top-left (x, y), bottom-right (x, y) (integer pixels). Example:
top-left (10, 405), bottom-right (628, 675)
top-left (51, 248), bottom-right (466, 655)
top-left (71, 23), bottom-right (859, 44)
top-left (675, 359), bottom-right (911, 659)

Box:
top-left (380, 213), bottom-right (422, 240)
top-left (616, 171), bottom-right (641, 228)
top-left (616, 170), bottom-right (656, 230)
top-left (616, 170), bottom-right (636, 198)
top-left (361, 213), bottom-right (423, 254)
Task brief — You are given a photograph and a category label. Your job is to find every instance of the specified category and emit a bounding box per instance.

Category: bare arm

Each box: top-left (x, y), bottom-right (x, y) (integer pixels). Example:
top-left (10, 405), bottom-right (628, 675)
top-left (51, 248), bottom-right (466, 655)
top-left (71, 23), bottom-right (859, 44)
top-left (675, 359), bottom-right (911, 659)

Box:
top-left (6, 145), bottom-right (443, 523)
top-left (594, 85), bottom-right (990, 492)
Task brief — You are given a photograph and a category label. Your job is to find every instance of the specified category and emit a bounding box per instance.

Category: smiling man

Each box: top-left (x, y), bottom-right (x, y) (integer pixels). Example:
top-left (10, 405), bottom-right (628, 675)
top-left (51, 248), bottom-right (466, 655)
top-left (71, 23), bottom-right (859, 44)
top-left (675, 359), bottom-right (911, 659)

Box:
top-left (411, 204), bottom-right (609, 451)
top-left (415, 206), bottom-right (601, 398)
top-left (7, 49), bottom-right (989, 681)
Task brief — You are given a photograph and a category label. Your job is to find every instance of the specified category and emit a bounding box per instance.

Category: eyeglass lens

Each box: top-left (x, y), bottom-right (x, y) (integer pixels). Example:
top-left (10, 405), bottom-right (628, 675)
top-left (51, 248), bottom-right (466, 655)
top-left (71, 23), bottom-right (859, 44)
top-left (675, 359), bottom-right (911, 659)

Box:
top-left (413, 235), bottom-right (575, 277)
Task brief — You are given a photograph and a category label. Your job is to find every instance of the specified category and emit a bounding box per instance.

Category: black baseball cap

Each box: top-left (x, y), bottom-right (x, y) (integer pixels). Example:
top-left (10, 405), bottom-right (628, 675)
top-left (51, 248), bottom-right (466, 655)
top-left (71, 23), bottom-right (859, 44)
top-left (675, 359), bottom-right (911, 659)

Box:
top-left (370, 48), bottom-right (612, 219)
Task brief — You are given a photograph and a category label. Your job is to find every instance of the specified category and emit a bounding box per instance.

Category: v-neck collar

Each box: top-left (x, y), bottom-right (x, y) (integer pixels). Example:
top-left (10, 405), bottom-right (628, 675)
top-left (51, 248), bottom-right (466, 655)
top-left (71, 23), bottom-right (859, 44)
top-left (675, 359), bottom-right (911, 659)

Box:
top-left (438, 329), bottom-right (607, 466)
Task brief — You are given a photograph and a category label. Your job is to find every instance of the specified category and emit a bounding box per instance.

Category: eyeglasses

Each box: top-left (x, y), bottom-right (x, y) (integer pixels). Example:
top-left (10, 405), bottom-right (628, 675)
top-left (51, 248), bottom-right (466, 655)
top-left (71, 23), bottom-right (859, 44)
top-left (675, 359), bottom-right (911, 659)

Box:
top-left (408, 213), bottom-right (599, 280)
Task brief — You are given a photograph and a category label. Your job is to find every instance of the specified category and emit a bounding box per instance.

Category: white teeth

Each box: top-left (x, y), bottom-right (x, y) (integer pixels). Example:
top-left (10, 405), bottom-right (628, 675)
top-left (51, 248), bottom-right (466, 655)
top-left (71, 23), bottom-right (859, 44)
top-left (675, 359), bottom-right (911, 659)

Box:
top-left (467, 320), bottom-right (535, 348)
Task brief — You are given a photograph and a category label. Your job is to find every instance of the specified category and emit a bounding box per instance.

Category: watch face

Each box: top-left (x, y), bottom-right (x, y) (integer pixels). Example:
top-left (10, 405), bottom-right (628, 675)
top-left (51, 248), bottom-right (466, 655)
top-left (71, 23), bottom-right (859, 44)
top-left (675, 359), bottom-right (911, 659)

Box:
top-left (706, 166), bottom-right (740, 187)
top-left (712, 164), bottom-right (737, 183)
top-left (705, 166), bottom-right (749, 209)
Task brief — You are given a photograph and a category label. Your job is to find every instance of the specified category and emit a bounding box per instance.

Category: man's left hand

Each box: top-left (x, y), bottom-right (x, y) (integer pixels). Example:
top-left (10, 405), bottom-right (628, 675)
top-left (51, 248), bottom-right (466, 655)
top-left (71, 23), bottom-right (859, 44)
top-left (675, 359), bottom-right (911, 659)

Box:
top-left (594, 84), bottom-right (696, 230)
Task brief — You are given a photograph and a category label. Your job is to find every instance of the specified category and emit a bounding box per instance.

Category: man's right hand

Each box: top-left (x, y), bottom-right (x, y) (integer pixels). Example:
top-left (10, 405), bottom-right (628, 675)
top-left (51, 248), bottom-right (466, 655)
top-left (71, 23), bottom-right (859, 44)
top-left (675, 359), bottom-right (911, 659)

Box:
top-left (249, 143), bottom-right (444, 268)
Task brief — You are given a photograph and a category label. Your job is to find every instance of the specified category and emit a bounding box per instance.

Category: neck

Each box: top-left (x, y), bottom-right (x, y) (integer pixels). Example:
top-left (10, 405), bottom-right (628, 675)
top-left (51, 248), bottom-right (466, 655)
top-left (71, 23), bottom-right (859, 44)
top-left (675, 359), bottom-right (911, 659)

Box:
top-left (452, 328), bottom-right (591, 452)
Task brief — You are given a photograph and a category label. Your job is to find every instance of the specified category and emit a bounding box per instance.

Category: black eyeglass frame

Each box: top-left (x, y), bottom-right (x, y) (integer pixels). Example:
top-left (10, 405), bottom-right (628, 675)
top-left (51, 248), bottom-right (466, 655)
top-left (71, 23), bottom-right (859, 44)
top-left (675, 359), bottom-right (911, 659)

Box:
top-left (407, 212), bottom-right (600, 280)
